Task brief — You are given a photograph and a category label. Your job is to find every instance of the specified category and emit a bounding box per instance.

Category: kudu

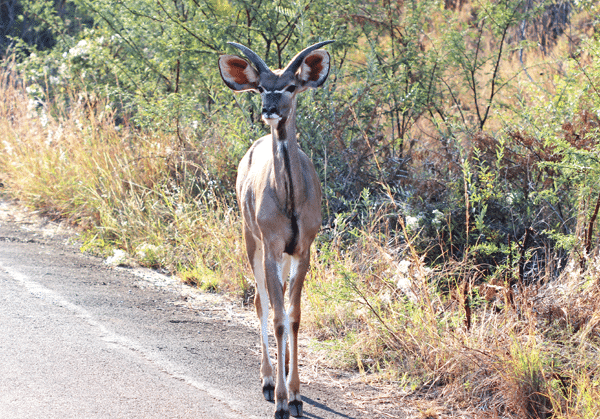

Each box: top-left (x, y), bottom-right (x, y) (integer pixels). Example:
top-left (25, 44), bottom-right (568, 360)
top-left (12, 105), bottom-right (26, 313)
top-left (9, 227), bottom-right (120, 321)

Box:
top-left (218, 41), bottom-right (333, 418)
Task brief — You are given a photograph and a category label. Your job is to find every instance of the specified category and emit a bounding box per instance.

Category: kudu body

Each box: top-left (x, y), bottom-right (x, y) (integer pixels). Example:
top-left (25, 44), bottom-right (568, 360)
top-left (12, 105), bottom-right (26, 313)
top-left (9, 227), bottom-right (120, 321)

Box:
top-left (218, 41), bottom-right (332, 419)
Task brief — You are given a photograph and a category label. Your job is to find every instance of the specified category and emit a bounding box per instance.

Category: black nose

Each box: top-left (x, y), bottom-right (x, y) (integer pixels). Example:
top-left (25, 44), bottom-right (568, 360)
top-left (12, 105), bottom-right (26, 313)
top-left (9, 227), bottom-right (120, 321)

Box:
top-left (262, 107), bottom-right (277, 115)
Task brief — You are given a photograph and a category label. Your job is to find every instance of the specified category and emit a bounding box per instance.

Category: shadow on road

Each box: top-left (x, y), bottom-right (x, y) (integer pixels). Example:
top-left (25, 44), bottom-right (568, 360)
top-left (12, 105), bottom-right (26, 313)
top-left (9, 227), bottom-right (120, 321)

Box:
top-left (302, 396), bottom-right (358, 419)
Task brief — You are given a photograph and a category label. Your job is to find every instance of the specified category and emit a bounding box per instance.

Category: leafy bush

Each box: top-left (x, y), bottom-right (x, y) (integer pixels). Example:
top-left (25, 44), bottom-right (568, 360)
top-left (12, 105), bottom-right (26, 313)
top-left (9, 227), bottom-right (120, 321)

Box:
top-left (4, 0), bottom-right (600, 416)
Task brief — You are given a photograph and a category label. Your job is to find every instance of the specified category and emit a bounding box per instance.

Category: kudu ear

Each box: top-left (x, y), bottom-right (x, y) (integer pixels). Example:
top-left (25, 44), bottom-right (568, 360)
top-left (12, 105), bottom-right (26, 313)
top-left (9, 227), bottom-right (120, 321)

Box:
top-left (295, 50), bottom-right (330, 91)
top-left (218, 55), bottom-right (260, 92)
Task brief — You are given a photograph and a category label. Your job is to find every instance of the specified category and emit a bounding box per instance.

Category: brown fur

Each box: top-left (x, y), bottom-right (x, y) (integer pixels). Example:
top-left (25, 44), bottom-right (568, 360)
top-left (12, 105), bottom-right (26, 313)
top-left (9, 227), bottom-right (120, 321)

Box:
top-left (218, 42), bottom-right (331, 418)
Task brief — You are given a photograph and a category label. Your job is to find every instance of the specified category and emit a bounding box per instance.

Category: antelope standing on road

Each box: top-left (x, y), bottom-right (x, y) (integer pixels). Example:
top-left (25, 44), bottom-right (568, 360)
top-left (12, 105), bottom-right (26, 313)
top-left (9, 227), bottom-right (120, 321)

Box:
top-left (218, 41), bottom-right (333, 419)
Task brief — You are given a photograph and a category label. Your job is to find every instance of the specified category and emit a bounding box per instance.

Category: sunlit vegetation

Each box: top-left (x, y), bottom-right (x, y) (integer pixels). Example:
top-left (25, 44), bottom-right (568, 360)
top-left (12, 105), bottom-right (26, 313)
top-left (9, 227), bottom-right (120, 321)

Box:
top-left (2, 0), bottom-right (600, 416)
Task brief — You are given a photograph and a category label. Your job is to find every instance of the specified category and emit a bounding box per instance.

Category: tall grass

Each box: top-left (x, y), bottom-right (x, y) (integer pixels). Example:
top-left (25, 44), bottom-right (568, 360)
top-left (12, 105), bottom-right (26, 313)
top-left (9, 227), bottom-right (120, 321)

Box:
top-left (0, 60), bottom-right (250, 297)
top-left (2, 58), bottom-right (600, 418)
top-left (306, 215), bottom-right (600, 417)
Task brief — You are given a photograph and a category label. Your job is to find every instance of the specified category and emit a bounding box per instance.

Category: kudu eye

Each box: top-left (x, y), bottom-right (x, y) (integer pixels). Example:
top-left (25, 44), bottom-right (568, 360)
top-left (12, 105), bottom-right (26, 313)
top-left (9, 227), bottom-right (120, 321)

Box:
top-left (286, 85), bottom-right (297, 93)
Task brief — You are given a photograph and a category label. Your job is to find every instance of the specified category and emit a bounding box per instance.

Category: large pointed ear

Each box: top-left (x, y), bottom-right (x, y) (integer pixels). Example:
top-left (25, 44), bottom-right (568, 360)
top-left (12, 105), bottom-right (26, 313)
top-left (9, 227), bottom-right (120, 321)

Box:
top-left (218, 55), bottom-right (260, 92)
top-left (296, 50), bottom-right (330, 91)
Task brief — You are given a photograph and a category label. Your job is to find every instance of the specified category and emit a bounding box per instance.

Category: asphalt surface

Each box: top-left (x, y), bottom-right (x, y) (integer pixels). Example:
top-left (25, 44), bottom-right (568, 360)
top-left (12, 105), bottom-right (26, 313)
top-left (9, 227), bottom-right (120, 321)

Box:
top-left (0, 202), bottom-right (406, 419)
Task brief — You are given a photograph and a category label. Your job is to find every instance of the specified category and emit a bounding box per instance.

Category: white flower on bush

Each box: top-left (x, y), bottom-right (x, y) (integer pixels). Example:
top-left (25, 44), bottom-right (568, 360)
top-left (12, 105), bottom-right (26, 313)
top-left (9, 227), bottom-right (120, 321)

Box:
top-left (396, 274), bottom-right (412, 291)
top-left (27, 99), bottom-right (38, 112)
top-left (432, 209), bottom-right (444, 228)
top-left (26, 84), bottom-right (41, 95)
top-left (26, 98), bottom-right (43, 119)
top-left (393, 259), bottom-right (417, 302)
top-left (396, 274), bottom-right (416, 303)
top-left (398, 259), bottom-right (411, 274)
top-left (105, 249), bottom-right (129, 266)
top-left (405, 214), bottom-right (423, 232)
top-left (136, 243), bottom-right (159, 260)
top-left (506, 192), bottom-right (517, 205)
top-left (40, 110), bottom-right (48, 127)
top-left (69, 40), bottom-right (89, 58)
top-left (59, 63), bottom-right (70, 78)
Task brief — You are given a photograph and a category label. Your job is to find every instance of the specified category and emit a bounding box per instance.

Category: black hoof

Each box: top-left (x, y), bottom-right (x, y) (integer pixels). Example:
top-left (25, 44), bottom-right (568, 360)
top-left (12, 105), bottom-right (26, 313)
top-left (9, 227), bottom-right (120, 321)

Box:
top-left (289, 400), bottom-right (303, 417)
top-left (275, 408), bottom-right (290, 419)
top-left (263, 383), bottom-right (275, 402)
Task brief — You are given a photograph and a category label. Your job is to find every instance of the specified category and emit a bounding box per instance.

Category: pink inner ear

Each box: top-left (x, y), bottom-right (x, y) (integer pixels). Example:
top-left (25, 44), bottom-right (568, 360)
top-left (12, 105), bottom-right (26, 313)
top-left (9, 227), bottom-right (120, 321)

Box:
top-left (305, 55), bottom-right (324, 82)
top-left (227, 58), bottom-right (251, 84)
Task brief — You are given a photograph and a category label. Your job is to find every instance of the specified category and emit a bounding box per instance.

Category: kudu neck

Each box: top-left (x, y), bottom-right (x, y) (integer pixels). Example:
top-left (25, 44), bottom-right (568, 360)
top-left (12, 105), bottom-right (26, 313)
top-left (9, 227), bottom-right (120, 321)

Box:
top-left (269, 108), bottom-right (305, 221)
top-left (272, 113), bottom-right (297, 145)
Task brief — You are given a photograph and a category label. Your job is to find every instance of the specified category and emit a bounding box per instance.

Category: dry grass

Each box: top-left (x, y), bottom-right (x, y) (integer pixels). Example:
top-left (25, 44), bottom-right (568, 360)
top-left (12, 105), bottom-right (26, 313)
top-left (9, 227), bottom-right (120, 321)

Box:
top-left (303, 213), bottom-right (600, 417)
top-left (2, 50), bottom-right (600, 418)
top-left (0, 61), bottom-right (251, 298)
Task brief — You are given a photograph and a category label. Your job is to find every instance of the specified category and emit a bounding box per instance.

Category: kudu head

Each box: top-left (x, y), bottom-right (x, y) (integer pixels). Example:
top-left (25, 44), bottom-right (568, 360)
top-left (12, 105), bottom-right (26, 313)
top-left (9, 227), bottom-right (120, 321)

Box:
top-left (218, 41), bottom-right (333, 128)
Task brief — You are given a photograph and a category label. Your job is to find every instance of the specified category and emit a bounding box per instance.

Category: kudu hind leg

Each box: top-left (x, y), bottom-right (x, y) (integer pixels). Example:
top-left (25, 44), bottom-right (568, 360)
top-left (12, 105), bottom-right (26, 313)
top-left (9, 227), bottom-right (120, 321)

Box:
top-left (248, 233), bottom-right (275, 401)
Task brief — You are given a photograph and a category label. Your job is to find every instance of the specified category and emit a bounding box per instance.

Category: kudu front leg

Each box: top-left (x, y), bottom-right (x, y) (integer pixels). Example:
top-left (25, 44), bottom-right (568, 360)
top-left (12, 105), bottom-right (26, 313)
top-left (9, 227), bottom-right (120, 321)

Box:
top-left (255, 290), bottom-right (275, 401)
top-left (286, 254), bottom-right (310, 418)
top-left (246, 232), bottom-right (275, 401)
top-left (264, 257), bottom-right (290, 419)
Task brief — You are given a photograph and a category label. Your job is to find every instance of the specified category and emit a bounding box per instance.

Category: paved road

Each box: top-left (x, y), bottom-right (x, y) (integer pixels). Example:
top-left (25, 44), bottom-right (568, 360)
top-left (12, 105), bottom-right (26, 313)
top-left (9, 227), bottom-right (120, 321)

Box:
top-left (0, 205), bottom-right (396, 419)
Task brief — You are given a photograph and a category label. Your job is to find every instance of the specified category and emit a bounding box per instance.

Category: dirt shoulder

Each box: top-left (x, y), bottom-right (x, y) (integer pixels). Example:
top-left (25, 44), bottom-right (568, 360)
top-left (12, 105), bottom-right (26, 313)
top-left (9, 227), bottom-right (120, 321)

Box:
top-left (0, 197), bottom-right (417, 419)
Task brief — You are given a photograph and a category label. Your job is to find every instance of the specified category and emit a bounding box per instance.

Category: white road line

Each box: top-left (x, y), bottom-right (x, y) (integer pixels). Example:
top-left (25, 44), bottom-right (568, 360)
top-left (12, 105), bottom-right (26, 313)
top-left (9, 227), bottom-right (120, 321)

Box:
top-left (0, 261), bottom-right (250, 419)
